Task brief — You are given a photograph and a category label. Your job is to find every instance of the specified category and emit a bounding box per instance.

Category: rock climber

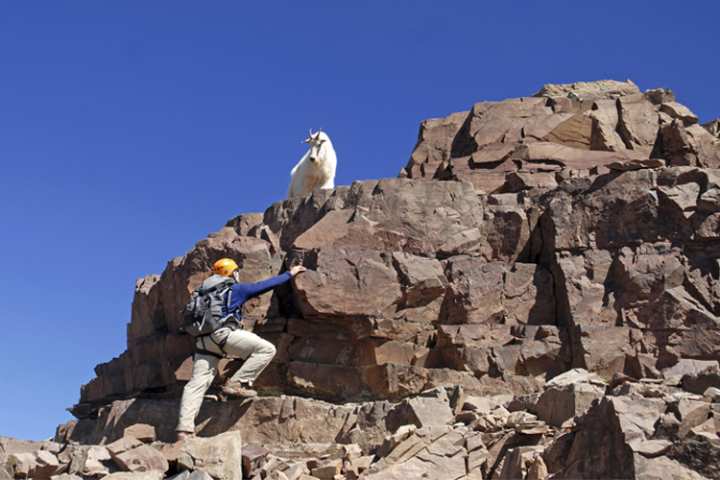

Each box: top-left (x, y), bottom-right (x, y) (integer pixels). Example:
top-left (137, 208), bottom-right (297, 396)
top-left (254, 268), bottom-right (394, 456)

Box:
top-left (176, 258), bottom-right (306, 441)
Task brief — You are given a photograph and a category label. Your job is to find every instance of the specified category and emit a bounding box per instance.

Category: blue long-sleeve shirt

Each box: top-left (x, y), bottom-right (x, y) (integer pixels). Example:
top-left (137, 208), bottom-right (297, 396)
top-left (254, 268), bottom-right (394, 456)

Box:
top-left (226, 271), bottom-right (292, 314)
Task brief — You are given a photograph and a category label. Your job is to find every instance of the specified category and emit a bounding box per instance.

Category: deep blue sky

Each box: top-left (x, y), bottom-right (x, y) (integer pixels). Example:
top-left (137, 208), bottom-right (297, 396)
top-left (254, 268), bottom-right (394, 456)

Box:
top-left (1, 2), bottom-right (718, 440)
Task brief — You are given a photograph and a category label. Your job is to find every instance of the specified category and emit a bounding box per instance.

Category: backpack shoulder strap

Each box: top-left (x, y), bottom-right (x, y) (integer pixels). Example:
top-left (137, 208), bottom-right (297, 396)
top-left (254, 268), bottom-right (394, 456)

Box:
top-left (199, 276), bottom-right (234, 294)
top-left (223, 284), bottom-right (234, 310)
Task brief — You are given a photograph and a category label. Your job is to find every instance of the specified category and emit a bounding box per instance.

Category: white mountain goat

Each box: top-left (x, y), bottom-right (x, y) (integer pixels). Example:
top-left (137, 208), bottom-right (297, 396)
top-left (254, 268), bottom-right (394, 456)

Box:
top-left (287, 130), bottom-right (337, 198)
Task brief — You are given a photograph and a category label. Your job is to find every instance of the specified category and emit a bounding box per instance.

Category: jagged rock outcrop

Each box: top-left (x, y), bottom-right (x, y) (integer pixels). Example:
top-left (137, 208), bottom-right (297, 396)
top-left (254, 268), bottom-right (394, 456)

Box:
top-left (402, 79), bottom-right (720, 192)
top-left (20, 79), bottom-right (718, 479)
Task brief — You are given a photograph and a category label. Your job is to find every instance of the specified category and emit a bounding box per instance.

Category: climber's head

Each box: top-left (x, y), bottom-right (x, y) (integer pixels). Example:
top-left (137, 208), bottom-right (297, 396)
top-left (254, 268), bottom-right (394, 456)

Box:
top-left (212, 258), bottom-right (240, 278)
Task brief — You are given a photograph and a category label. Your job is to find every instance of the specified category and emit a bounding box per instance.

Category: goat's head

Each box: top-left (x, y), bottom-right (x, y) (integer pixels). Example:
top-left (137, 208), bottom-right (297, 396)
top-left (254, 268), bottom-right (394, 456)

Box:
top-left (304, 129), bottom-right (329, 163)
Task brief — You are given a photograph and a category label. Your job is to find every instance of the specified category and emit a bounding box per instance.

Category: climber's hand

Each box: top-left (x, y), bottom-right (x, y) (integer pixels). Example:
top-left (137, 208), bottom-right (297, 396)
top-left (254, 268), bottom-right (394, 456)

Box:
top-left (290, 265), bottom-right (308, 277)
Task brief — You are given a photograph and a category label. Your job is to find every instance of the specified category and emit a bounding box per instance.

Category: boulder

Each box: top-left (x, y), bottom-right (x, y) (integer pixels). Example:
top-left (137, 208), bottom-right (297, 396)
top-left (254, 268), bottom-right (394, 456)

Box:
top-left (241, 444), bottom-right (269, 478)
top-left (669, 422), bottom-right (720, 478)
top-left (633, 455), bottom-right (706, 480)
top-left (498, 446), bottom-right (545, 480)
top-left (616, 93), bottom-right (661, 155)
top-left (679, 363), bottom-right (720, 394)
top-left (111, 445), bottom-right (168, 474)
top-left (535, 380), bottom-right (605, 428)
top-left (366, 436), bottom-right (466, 480)
top-left (107, 436), bottom-right (144, 456)
top-left (656, 121), bottom-right (720, 168)
top-left (676, 401), bottom-right (711, 439)
top-left (309, 458), bottom-right (341, 479)
top-left (0, 437), bottom-right (54, 467)
top-left (526, 455), bottom-right (549, 480)
top-left (292, 247), bottom-right (402, 320)
top-left (6, 452), bottom-right (37, 479)
top-left (386, 388), bottom-right (454, 431)
top-left (704, 387), bottom-right (720, 403)
top-left (545, 368), bottom-right (606, 388)
top-left (344, 454), bottom-right (374, 478)
top-left (544, 394), bottom-right (666, 478)
top-left (6, 449), bottom-right (63, 480)
top-left (180, 431), bottom-right (243, 480)
top-left (81, 446), bottom-right (111, 477)
top-left (660, 102), bottom-right (699, 126)
top-left (463, 394), bottom-right (513, 414)
top-left (628, 439), bottom-right (673, 458)
top-left (123, 424), bottom-right (157, 443)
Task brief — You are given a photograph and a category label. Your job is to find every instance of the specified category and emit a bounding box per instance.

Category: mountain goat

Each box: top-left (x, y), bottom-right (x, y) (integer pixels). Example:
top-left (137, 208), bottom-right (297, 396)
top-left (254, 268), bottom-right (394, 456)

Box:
top-left (288, 130), bottom-right (337, 198)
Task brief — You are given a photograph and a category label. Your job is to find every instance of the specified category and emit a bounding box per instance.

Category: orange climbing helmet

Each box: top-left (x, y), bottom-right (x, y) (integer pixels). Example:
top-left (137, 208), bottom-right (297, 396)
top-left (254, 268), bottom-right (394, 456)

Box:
top-left (212, 258), bottom-right (239, 277)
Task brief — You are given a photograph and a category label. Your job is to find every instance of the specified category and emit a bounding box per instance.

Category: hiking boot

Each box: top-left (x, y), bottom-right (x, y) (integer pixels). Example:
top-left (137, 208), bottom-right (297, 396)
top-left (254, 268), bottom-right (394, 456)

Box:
top-left (176, 431), bottom-right (194, 442)
top-left (221, 382), bottom-right (258, 398)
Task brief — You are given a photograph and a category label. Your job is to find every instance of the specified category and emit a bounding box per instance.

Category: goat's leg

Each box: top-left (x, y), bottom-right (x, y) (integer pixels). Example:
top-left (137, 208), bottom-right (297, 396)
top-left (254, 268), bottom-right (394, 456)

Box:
top-left (319, 177), bottom-right (335, 190)
top-left (287, 179), bottom-right (297, 198)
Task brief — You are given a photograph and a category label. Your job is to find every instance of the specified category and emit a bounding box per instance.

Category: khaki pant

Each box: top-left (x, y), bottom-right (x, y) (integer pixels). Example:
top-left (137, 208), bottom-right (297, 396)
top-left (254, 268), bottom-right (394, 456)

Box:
top-left (176, 327), bottom-right (276, 433)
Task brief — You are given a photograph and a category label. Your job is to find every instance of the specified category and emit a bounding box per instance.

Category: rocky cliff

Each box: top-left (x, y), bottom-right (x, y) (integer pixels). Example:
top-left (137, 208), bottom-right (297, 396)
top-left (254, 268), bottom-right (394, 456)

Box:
top-left (5, 79), bottom-right (720, 480)
top-left (75, 79), bottom-right (720, 413)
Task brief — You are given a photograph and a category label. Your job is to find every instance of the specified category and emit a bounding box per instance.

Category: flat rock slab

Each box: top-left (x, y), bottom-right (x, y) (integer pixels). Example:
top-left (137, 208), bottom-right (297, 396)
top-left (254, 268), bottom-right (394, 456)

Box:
top-left (112, 445), bottom-right (168, 474)
top-left (387, 389), bottom-right (454, 431)
top-left (107, 436), bottom-right (144, 456)
top-left (628, 439), bottom-right (673, 457)
top-left (181, 431), bottom-right (243, 480)
top-left (123, 424), bottom-right (157, 443)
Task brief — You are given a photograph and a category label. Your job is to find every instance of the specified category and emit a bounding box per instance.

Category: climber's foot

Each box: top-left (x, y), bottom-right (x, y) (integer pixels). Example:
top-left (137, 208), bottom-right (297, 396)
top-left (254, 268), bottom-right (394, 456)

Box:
top-left (176, 431), bottom-right (194, 442)
top-left (221, 382), bottom-right (258, 398)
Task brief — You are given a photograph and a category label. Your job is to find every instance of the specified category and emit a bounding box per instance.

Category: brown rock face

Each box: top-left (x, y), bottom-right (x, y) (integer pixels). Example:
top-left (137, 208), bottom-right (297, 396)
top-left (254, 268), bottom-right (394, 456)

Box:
top-left (402, 79), bottom-right (720, 191)
top-left (71, 80), bottom-right (720, 470)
